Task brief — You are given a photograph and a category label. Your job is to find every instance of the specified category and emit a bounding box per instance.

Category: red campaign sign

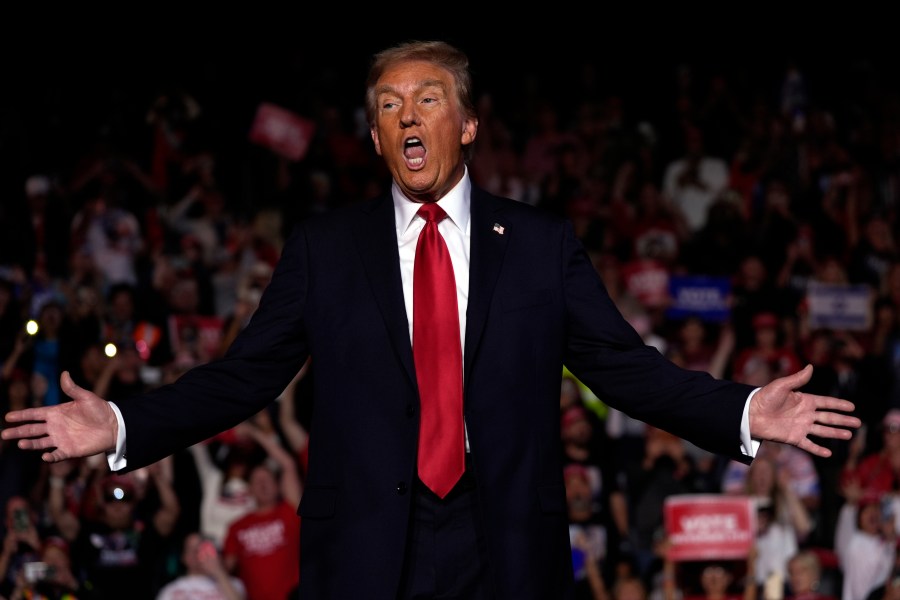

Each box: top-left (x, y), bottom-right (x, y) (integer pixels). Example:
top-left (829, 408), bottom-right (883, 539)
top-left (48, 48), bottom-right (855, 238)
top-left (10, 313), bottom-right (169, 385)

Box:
top-left (663, 494), bottom-right (756, 561)
top-left (621, 258), bottom-right (670, 309)
top-left (248, 102), bottom-right (316, 162)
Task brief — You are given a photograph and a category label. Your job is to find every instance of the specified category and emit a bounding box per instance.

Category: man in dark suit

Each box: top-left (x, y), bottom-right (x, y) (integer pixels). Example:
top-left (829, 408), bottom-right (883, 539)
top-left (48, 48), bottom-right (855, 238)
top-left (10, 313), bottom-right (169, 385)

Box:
top-left (2, 41), bottom-right (860, 599)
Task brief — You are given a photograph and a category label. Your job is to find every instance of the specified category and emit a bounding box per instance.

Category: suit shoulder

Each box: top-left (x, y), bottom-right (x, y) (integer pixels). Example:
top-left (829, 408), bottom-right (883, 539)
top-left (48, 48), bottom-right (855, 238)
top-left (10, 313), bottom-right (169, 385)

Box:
top-left (288, 196), bottom-right (386, 233)
top-left (474, 187), bottom-right (568, 229)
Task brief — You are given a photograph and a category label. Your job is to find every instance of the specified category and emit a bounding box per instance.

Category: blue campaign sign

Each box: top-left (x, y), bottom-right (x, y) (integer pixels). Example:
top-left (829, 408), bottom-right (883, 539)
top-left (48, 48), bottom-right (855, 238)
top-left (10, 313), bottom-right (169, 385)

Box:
top-left (806, 282), bottom-right (873, 331)
top-left (666, 275), bottom-right (731, 322)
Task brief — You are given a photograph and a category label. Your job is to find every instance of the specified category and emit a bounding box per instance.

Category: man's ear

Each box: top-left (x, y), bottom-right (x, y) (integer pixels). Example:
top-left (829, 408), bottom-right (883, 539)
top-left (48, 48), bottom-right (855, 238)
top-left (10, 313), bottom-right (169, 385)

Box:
top-left (461, 117), bottom-right (478, 146)
top-left (370, 127), bottom-right (383, 156)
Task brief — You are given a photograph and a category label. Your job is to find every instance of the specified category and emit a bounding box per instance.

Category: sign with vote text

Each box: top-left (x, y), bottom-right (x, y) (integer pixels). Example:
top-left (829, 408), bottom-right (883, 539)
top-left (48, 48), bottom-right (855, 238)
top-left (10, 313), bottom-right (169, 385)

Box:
top-left (663, 494), bottom-right (756, 561)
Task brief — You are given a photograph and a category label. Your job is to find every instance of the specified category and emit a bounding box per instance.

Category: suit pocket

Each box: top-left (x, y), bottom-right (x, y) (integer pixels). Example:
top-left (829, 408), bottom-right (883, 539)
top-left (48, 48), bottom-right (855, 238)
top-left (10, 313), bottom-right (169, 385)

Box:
top-left (537, 483), bottom-right (566, 514)
top-left (298, 486), bottom-right (338, 518)
top-left (502, 289), bottom-right (551, 313)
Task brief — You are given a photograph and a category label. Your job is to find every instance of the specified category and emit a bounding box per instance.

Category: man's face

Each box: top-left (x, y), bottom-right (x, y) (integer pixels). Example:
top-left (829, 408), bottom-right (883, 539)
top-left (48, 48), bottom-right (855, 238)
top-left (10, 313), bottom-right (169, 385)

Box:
top-left (370, 60), bottom-right (477, 203)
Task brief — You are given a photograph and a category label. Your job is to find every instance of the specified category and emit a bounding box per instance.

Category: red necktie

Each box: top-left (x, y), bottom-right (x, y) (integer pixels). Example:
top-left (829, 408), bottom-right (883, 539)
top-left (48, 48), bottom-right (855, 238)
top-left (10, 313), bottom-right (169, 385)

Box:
top-left (413, 202), bottom-right (465, 498)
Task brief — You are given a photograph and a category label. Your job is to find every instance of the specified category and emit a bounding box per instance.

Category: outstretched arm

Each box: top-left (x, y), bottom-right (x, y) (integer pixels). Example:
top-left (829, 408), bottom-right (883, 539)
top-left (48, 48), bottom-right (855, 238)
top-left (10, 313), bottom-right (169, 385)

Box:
top-left (748, 364), bottom-right (861, 458)
top-left (1, 371), bottom-right (118, 462)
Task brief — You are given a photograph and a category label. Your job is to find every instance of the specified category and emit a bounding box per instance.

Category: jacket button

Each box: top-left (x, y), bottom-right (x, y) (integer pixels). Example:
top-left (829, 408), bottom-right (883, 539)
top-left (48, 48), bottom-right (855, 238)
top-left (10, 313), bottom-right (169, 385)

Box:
top-left (396, 482), bottom-right (408, 495)
top-left (406, 404), bottom-right (416, 417)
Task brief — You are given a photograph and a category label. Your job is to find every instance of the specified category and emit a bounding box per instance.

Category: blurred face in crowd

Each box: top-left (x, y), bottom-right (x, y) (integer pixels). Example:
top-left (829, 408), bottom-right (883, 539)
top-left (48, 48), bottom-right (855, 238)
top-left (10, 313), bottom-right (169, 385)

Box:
top-left (857, 500), bottom-right (884, 535)
top-left (38, 302), bottom-right (64, 336)
top-left (370, 59), bottom-right (477, 203)
top-left (699, 563), bottom-right (732, 594)
top-left (561, 406), bottom-right (593, 446)
top-left (564, 468), bottom-right (593, 522)
top-left (248, 464), bottom-right (280, 508)
top-left (101, 484), bottom-right (136, 530)
top-left (786, 552), bottom-right (821, 594)
top-left (747, 456), bottom-right (776, 497)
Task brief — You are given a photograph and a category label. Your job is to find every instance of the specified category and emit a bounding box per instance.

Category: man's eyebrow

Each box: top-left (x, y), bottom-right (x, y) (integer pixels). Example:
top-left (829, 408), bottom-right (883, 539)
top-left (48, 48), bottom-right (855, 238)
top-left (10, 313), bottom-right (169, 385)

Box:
top-left (375, 79), bottom-right (448, 97)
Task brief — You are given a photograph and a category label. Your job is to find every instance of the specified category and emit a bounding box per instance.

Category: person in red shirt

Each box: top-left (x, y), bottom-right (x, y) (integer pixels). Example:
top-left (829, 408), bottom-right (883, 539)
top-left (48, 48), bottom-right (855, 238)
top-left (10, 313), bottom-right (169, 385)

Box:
top-left (841, 409), bottom-right (900, 496)
top-left (222, 422), bottom-right (301, 600)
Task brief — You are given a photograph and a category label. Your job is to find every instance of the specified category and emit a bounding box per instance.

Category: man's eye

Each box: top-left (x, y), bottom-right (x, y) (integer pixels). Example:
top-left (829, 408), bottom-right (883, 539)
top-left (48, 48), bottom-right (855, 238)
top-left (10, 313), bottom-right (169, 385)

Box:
top-left (382, 101), bottom-right (398, 110)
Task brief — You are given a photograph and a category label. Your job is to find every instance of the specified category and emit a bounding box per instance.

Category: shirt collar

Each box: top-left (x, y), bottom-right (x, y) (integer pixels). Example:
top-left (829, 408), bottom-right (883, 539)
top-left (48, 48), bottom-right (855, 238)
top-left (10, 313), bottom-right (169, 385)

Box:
top-left (393, 166), bottom-right (471, 235)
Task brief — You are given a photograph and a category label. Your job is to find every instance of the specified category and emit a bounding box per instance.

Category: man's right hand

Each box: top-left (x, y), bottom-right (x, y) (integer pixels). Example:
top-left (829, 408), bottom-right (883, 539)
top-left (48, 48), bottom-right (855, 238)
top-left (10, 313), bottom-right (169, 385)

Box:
top-left (1, 371), bottom-right (117, 463)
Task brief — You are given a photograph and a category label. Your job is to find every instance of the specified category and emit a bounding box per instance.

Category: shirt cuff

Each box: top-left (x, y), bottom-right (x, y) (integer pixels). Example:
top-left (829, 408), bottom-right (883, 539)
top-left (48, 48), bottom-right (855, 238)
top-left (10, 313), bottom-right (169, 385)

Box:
top-left (740, 388), bottom-right (762, 458)
top-left (106, 402), bottom-right (128, 471)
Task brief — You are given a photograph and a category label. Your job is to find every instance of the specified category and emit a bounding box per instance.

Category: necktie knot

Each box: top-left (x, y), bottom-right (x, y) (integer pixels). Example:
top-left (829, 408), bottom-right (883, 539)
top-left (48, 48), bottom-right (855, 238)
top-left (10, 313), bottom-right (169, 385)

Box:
top-left (417, 202), bottom-right (447, 224)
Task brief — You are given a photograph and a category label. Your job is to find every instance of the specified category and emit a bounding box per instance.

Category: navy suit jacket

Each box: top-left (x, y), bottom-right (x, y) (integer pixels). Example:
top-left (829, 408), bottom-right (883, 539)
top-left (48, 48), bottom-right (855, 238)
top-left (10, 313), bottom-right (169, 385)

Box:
top-left (116, 185), bottom-right (755, 599)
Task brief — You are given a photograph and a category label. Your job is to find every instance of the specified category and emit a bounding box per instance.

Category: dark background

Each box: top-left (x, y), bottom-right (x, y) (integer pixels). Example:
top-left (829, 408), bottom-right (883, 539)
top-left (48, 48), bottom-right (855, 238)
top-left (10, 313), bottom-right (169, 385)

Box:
top-left (3, 28), bottom-right (898, 212)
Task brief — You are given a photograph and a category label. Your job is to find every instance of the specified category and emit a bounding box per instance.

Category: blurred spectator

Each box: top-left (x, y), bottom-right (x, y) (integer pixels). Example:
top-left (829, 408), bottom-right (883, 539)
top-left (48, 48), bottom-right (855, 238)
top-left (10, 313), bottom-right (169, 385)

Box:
top-left (661, 125), bottom-right (730, 234)
top-left (776, 222), bottom-right (821, 313)
top-left (658, 538), bottom-right (756, 600)
top-left (732, 311), bottom-right (802, 382)
top-left (750, 175), bottom-right (800, 279)
top-left (0, 495), bottom-right (43, 598)
top-left (101, 283), bottom-right (167, 367)
top-left (10, 534), bottom-right (83, 600)
top-left (729, 255), bottom-right (791, 352)
top-left (0, 276), bottom-right (24, 361)
top-left (834, 479), bottom-right (897, 600)
top-left (628, 180), bottom-right (689, 268)
top-left (155, 532), bottom-right (245, 600)
top-left (841, 409), bottom-right (900, 497)
top-left (848, 214), bottom-right (898, 290)
top-left (0, 366), bottom-right (44, 514)
top-left (784, 549), bottom-right (838, 600)
top-left (667, 317), bottom-right (735, 380)
top-left (628, 428), bottom-right (698, 581)
top-left (610, 575), bottom-right (648, 600)
top-left (680, 190), bottom-right (752, 278)
top-left (0, 174), bottom-right (72, 282)
top-left (69, 185), bottom-right (145, 292)
top-left (523, 100), bottom-right (580, 206)
top-left (722, 442), bottom-right (818, 536)
top-left (50, 466), bottom-right (180, 600)
top-left (187, 435), bottom-right (257, 550)
top-left (221, 421), bottom-right (301, 600)
top-left (751, 493), bottom-right (798, 591)
top-left (567, 464), bottom-right (612, 599)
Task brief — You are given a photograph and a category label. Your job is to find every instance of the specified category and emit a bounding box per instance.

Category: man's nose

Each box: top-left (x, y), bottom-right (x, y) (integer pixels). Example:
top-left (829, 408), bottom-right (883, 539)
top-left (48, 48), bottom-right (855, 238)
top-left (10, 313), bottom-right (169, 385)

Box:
top-left (400, 105), bottom-right (419, 127)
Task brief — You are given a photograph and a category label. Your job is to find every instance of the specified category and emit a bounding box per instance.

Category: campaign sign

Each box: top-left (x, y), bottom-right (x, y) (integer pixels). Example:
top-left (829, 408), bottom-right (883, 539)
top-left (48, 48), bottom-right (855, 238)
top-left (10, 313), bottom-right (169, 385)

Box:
top-left (621, 258), bottom-right (670, 309)
top-left (806, 282), bottom-right (872, 331)
top-left (666, 275), bottom-right (731, 322)
top-left (248, 102), bottom-right (316, 162)
top-left (664, 494), bottom-right (755, 561)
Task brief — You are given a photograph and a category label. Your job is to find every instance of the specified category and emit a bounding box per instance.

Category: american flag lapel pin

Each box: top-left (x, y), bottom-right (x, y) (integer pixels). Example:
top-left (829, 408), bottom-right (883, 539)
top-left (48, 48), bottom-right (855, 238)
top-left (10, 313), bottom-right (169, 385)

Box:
top-left (492, 223), bottom-right (505, 235)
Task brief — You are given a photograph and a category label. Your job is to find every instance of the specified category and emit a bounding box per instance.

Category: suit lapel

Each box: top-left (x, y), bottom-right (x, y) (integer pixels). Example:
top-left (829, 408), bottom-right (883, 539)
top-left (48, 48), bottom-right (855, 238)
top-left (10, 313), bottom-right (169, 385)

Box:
top-left (465, 187), bottom-right (509, 379)
top-left (355, 195), bottom-right (417, 388)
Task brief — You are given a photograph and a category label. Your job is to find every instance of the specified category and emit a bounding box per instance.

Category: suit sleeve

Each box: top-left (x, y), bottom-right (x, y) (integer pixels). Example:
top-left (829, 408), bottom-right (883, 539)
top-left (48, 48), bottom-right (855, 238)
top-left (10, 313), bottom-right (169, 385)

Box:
top-left (559, 221), bottom-right (755, 461)
top-left (114, 225), bottom-right (312, 470)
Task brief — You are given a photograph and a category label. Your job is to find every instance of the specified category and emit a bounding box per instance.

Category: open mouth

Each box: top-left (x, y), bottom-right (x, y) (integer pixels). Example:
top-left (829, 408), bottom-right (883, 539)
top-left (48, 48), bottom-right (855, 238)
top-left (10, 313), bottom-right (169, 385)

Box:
top-left (404, 137), bottom-right (425, 168)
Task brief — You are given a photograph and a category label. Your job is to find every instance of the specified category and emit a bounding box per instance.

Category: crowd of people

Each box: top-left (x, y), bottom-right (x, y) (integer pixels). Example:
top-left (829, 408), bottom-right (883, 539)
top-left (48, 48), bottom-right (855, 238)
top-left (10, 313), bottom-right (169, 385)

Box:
top-left (2, 44), bottom-right (900, 599)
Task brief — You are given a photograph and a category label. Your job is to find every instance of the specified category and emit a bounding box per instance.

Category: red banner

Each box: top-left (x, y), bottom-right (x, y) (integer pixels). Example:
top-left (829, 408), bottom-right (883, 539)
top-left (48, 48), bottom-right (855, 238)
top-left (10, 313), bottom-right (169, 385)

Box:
top-left (248, 102), bottom-right (316, 162)
top-left (663, 494), bottom-right (756, 561)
